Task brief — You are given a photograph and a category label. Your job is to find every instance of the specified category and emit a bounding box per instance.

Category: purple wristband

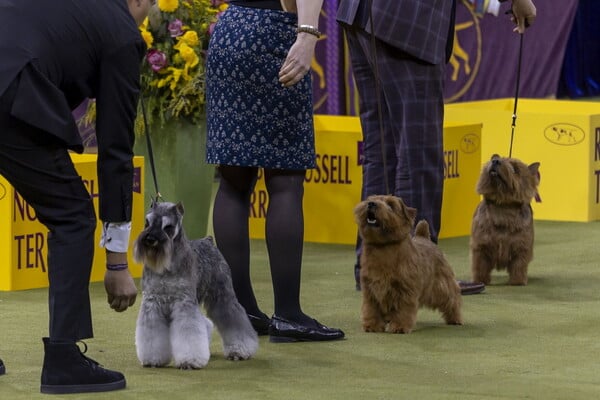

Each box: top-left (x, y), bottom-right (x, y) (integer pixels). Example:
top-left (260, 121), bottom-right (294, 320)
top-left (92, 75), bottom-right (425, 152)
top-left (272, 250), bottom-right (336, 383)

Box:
top-left (106, 263), bottom-right (128, 271)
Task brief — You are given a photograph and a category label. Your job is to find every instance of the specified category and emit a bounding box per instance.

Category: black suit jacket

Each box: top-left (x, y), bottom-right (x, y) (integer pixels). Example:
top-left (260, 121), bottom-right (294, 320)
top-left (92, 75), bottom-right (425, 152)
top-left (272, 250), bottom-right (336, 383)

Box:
top-left (0, 0), bottom-right (146, 221)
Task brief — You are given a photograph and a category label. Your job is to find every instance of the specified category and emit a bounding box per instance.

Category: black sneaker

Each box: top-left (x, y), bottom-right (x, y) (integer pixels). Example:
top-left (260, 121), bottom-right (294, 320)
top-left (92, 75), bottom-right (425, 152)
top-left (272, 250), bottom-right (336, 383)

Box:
top-left (40, 338), bottom-right (125, 394)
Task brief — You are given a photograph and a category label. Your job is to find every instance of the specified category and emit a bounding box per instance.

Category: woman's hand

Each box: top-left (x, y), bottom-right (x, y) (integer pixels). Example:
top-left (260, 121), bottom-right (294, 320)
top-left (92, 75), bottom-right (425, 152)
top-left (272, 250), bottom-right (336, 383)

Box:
top-left (278, 33), bottom-right (318, 87)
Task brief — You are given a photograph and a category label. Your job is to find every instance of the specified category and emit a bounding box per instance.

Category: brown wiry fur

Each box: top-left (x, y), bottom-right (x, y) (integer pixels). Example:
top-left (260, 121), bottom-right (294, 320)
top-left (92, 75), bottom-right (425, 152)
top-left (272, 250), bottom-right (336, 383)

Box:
top-left (470, 154), bottom-right (541, 285)
top-left (354, 195), bottom-right (463, 334)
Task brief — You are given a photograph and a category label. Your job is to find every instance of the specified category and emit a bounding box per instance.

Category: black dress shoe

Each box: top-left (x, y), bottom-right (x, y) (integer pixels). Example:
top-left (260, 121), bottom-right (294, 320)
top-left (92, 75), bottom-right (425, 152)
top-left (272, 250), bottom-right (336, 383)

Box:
top-left (458, 280), bottom-right (486, 295)
top-left (269, 315), bottom-right (345, 343)
top-left (0, 358), bottom-right (5, 375)
top-left (247, 313), bottom-right (271, 336)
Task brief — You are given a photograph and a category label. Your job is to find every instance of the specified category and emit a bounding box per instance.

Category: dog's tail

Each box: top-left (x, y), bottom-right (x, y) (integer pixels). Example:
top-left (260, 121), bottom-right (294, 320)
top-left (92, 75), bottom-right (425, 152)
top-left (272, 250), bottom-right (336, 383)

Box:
top-left (414, 219), bottom-right (431, 239)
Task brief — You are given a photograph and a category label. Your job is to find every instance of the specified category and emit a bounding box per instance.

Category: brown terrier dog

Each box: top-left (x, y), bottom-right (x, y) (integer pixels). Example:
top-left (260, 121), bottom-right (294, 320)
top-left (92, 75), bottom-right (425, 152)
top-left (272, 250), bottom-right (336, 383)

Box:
top-left (354, 195), bottom-right (463, 334)
top-left (470, 154), bottom-right (541, 285)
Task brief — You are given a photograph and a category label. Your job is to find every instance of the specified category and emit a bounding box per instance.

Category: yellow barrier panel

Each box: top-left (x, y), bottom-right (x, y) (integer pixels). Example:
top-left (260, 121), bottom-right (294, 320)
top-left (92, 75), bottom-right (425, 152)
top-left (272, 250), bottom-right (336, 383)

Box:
top-left (446, 99), bottom-right (600, 222)
top-left (0, 154), bottom-right (145, 291)
top-left (249, 115), bottom-right (482, 244)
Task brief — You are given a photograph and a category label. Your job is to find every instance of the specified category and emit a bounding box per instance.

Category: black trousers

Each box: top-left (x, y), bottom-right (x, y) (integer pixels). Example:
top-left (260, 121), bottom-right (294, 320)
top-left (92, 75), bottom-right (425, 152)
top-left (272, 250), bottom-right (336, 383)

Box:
top-left (0, 81), bottom-right (96, 341)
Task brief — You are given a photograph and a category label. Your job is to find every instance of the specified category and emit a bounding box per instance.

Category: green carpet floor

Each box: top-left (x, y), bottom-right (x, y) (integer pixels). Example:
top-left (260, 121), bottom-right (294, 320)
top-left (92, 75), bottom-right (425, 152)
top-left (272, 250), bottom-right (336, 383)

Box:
top-left (1, 220), bottom-right (599, 399)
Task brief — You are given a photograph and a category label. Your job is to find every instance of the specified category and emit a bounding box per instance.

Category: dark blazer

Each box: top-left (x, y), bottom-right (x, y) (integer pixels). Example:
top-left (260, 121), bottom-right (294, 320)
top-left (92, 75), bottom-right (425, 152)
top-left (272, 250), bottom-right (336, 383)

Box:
top-left (336, 0), bottom-right (454, 65)
top-left (0, 0), bottom-right (146, 222)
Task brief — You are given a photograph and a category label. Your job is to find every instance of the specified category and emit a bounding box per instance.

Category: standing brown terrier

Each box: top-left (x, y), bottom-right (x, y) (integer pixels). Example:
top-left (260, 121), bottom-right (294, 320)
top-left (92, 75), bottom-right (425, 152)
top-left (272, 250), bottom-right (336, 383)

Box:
top-left (354, 195), bottom-right (463, 334)
top-left (471, 154), bottom-right (541, 285)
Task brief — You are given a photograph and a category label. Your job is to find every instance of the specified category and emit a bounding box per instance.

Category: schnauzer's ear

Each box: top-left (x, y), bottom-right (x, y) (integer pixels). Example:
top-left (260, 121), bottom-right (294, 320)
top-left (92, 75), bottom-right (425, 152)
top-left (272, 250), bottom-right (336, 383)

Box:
top-left (175, 201), bottom-right (185, 216)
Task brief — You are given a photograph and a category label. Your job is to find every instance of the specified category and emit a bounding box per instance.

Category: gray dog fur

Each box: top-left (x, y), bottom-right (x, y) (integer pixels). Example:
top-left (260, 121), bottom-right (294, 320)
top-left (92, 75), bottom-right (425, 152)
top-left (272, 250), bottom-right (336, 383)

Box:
top-left (133, 201), bottom-right (258, 369)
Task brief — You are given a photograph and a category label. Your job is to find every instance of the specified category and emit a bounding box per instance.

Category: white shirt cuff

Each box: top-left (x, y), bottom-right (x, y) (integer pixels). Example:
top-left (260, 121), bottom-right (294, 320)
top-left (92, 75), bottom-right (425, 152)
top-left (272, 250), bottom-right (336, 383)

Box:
top-left (99, 221), bottom-right (132, 253)
top-left (487, 0), bottom-right (501, 16)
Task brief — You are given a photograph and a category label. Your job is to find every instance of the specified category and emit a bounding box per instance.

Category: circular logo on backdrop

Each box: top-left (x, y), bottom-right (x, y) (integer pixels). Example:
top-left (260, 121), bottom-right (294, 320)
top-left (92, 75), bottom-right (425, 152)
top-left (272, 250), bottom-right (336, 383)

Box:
top-left (543, 123), bottom-right (585, 146)
top-left (460, 133), bottom-right (481, 154)
top-left (444, 0), bottom-right (483, 103)
top-left (0, 182), bottom-right (6, 201)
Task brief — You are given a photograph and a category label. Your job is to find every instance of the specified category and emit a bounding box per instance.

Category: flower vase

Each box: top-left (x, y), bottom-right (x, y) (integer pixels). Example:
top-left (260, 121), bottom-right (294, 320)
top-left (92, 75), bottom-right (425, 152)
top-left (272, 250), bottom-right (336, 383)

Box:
top-left (134, 119), bottom-right (214, 240)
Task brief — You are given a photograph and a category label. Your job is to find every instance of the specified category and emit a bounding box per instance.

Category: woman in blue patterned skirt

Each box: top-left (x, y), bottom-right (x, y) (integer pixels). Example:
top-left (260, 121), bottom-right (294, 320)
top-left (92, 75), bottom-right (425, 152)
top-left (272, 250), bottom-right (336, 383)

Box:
top-left (205, 0), bottom-right (345, 343)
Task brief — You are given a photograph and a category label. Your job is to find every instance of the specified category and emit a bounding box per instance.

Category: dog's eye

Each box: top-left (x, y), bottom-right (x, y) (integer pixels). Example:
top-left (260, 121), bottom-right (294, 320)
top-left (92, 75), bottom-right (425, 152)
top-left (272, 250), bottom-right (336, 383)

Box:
top-left (385, 200), bottom-right (396, 211)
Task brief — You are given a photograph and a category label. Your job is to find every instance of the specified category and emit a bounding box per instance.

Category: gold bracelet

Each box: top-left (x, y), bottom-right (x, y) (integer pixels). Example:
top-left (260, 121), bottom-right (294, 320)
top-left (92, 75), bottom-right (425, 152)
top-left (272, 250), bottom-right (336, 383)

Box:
top-left (297, 24), bottom-right (321, 39)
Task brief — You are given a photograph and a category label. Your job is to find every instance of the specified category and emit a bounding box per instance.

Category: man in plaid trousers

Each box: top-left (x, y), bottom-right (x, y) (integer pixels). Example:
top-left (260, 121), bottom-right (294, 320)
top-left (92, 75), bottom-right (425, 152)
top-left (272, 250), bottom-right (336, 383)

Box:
top-left (336, 0), bottom-right (536, 293)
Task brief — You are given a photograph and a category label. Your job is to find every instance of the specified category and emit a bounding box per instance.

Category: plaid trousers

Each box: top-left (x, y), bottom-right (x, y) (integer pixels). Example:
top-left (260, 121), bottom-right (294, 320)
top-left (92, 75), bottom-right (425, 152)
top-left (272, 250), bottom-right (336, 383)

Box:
top-left (345, 27), bottom-right (446, 244)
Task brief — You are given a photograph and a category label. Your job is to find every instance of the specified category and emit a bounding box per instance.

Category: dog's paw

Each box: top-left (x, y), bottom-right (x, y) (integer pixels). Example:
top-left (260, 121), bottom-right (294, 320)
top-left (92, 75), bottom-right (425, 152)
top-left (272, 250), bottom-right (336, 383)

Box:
top-left (223, 342), bottom-right (257, 361)
top-left (226, 351), bottom-right (251, 361)
top-left (362, 324), bottom-right (385, 333)
top-left (508, 277), bottom-right (528, 285)
top-left (142, 363), bottom-right (169, 368)
top-left (387, 323), bottom-right (412, 334)
top-left (175, 360), bottom-right (208, 370)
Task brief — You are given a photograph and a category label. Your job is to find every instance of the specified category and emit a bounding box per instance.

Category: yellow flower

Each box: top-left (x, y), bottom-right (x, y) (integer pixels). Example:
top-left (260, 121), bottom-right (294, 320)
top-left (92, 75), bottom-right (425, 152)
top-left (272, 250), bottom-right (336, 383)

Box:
top-left (166, 67), bottom-right (183, 91)
top-left (158, 0), bottom-right (179, 12)
top-left (140, 30), bottom-right (154, 48)
top-left (177, 43), bottom-right (199, 69)
top-left (178, 31), bottom-right (199, 47)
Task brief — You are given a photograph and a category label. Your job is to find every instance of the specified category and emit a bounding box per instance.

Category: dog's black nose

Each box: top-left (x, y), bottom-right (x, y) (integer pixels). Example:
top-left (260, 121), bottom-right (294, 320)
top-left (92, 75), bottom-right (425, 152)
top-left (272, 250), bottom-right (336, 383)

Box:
top-left (143, 234), bottom-right (159, 247)
top-left (492, 158), bottom-right (500, 166)
top-left (367, 201), bottom-right (376, 208)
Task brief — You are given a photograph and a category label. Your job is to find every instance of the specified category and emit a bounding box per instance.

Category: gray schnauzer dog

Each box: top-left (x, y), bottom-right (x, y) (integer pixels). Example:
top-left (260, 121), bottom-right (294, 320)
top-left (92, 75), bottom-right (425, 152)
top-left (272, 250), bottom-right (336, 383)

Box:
top-left (133, 201), bottom-right (258, 369)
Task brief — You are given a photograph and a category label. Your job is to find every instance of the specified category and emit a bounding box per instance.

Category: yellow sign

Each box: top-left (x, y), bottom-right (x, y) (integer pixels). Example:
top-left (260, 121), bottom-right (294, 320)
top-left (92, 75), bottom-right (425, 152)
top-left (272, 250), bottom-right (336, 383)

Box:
top-left (249, 115), bottom-right (482, 244)
top-left (0, 154), bottom-right (145, 291)
top-left (446, 98), bottom-right (600, 222)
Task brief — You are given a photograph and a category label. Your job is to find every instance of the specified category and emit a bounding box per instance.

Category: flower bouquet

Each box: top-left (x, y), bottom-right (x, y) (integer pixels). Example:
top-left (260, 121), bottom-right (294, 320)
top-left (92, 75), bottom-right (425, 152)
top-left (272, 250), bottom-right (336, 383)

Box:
top-left (136, 0), bottom-right (228, 131)
top-left (81, 0), bottom-right (228, 134)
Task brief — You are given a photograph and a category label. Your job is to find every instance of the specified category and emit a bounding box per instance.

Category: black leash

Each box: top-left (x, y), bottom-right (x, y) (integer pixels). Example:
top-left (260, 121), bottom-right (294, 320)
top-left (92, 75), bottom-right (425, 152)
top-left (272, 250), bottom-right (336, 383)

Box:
top-left (139, 95), bottom-right (162, 204)
top-left (508, 33), bottom-right (524, 157)
top-left (507, 31), bottom-right (541, 202)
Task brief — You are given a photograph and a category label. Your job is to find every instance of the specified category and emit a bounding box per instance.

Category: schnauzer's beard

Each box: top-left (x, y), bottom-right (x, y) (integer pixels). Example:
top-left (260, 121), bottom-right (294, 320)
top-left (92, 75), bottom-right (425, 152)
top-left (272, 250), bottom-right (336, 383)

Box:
top-left (133, 233), bottom-right (174, 274)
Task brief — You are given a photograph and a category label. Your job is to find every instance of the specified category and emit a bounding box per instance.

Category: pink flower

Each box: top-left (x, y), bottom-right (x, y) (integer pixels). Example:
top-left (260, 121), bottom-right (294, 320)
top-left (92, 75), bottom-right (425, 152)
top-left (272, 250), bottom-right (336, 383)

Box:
top-left (209, 11), bottom-right (226, 35)
top-left (168, 19), bottom-right (184, 37)
top-left (146, 49), bottom-right (168, 72)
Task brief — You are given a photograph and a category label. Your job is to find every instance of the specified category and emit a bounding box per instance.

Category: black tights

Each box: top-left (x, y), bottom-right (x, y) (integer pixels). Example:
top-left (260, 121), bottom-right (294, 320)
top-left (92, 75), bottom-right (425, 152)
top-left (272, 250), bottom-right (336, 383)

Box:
top-left (213, 165), bottom-right (313, 325)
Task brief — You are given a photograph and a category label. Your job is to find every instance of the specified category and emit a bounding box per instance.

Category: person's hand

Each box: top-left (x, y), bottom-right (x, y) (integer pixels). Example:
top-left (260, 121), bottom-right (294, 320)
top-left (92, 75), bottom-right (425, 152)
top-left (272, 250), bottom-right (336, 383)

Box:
top-left (104, 269), bottom-right (137, 312)
top-left (509, 0), bottom-right (536, 33)
top-left (278, 33), bottom-right (318, 87)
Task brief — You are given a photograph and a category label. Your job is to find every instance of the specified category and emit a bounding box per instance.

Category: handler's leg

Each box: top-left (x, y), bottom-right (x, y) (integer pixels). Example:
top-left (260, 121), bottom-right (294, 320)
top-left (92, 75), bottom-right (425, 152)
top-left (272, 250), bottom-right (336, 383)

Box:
top-left (0, 85), bottom-right (126, 393)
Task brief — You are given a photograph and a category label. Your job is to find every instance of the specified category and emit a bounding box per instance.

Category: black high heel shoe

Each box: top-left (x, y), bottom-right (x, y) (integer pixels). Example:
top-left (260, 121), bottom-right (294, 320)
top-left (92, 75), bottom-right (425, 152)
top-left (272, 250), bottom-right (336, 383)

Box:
top-left (247, 313), bottom-right (271, 336)
top-left (269, 315), bottom-right (345, 343)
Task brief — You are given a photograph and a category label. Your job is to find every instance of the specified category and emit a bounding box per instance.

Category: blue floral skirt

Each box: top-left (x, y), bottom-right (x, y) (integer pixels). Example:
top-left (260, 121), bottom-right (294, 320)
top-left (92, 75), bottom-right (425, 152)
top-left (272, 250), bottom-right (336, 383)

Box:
top-left (205, 5), bottom-right (316, 170)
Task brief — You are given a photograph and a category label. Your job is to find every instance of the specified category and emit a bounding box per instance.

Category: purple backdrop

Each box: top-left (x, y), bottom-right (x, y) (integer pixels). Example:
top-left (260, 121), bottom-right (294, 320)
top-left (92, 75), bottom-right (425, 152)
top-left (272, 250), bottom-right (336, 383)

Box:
top-left (75, 0), bottom-right (579, 135)
top-left (312, 0), bottom-right (579, 115)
